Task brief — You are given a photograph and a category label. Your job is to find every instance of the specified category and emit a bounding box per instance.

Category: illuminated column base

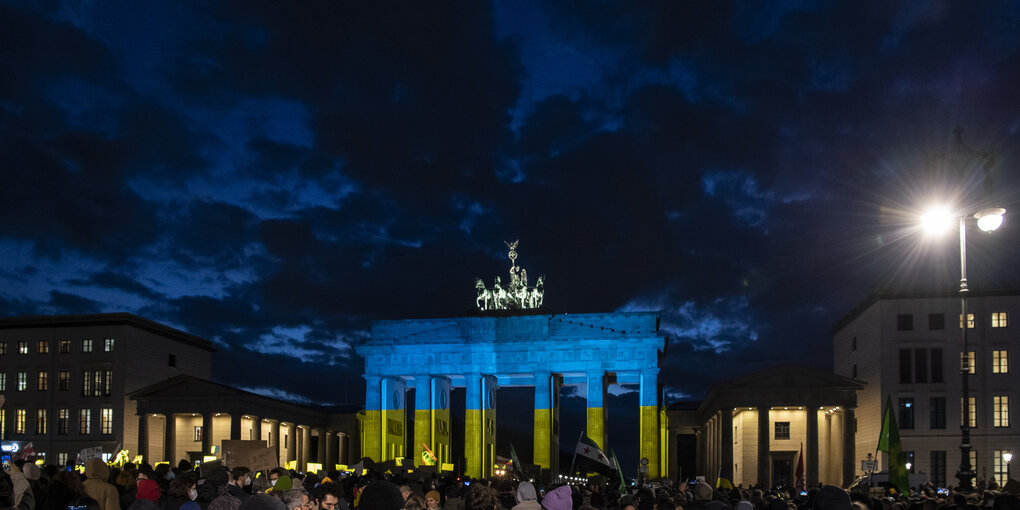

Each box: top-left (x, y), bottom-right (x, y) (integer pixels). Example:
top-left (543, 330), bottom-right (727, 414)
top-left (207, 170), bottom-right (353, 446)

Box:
top-left (361, 376), bottom-right (383, 462)
top-left (381, 377), bottom-right (406, 461)
top-left (465, 374), bottom-right (483, 478)
top-left (586, 371), bottom-right (607, 452)
top-left (639, 369), bottom-right (661, 478)
top-left (534, 371), bottom-right (561, 479)
top-left (413, 375), bottom-right (431, 467)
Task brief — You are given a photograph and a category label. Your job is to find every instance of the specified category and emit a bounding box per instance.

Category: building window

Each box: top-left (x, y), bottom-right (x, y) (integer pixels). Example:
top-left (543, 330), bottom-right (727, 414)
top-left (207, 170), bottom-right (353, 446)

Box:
top-left (900, 349), bottom-right (912, 383)
top-left (852, 363), bottom-right (857, 379)
top-left (17, 372), bottom-right (27, 391)
top-left (0, 373), bottom-right (5, 392)
top-left (931, 450), bottom-right (946, 487)
top-left (81, 370), bottom-right (112, 397)
top-left (970, 450), bottom-right (978, 472)
top-left (100, 408), bottom-right (113, 435)
top-left (0, 410), bottom-right (4, 439)
top-left (897, 314), bottom-right (913, 331)
top-left (58, 409), bottom-right (69, 435)
top-left (899, 398), bottom-right (915, 430)
top-left (930, 397), bottom-right (946, 429)
top-left (79, 409), bottom-right (91, 435)
top-left (37, 341), bottom-right (49, 354)
top-left (194, 426), bottom-right (204, 442)
top-left (993, 396), bottom-right (1009, 427)
top-left (104, 338), bottom-right (115, 352)
top-left (993, 350), bottom-right (1008, 374)
top-left (0, 342), bottom-right (6, 355)
top-left (37, 371), bottom-right (47, 391)
top-left (961, 397), bottom-right (977, 428)
top-left (58, 371), bottom-right (70, 391)
top-left (851, 337), bottom-right (857, 351)
top-left (59, 340), bottom-right (70, 353)
top-left (960, 313), bottom-right (975, 329)
top-left (992, 312), bottom-right (1008, 328)
top-left (82, 371), bottom-right (92, 396)
top-left (932, 348), bottom-right (944, 383)
top-left (15, 409), bottom-right (26, 434)
top-left (775, 421), bottom-right (790, 439)
top-left (36, 409), bottom-right (47, 435)
top-left (962, 352), bottom-right (976, 374)
top-left (17, 341), bottom-right (28, 354)
top-left (57, 453), bottom-right (67, 465)
top-left (929, 313), bottom-right (945, 330)
top-left (81, 339), bottom-right (92, 352)
top-left (915, 349), bottom-right (928, 383)
top-left (903, 451), bottom-right (915, 473)
top-left (169, 354), bottom-right (176, 367)
top-left (994, 450), bottom-right (1009, 487)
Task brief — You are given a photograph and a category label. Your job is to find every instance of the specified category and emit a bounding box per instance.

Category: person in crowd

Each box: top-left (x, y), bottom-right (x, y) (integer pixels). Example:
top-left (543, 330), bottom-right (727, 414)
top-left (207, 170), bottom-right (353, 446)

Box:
top-left (228, 468), bottom-right (252, 502)
top-left (276, 489), bottom-right (309, 510)
top-left (400, 487), bottom-right (413, 503)
top-left (511, 482), bottom-right (540, 510)
top-left (404, 495), bottom-right (427, 510)
top-left (163, 472), bottom-right (200, 510)
top-left (128, 480), bottom-right (162, 510)
top-left (540, 486), bottom-right (572, 510)
top-left (425, 491), bottom-right (441, 510)
top-left (84, 459), bottom-right (122, 510)
top-left (312, 482), bottom-right (345, 510)
top-left (443, 486), bottom-right (464, 510)
top-left (358, 481), bottom-right (405, 510)
top-left (464, 485), bottom-right (500, 510)
top-left (239, 494), bottom-right (286, 510)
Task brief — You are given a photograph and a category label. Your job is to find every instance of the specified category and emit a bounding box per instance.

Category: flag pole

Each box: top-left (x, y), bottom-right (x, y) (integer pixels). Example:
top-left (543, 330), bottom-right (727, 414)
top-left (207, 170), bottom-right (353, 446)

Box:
top-left (568, 430), bottom-right (584, 476)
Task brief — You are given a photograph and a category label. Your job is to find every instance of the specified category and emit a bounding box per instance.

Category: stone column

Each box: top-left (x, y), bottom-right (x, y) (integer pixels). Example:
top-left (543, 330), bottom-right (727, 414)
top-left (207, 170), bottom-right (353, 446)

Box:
top-left (230, 413), bottom-right (242, 441)
top-left (481, 375), bottom-right (498, 479)
top-left (138, 414), bottom-right (149, 462)
top-left (252, 417), bottom-right (262, 443)
top-left (464, 373), bottom-right (483, 479)
top-left (842, 408), bottom-right (855, 487)
top-left (337, 432), bottom-right (347, 466)
top-left (721, 409), bottom-right (734, 486)
top-left (303, 426), bottom-right (313, 469)
top-left (533, 371), bottom-right (558, 477)
top-left (380, 377), bottom-right (406, 461)
top-left (757, 406), bottom-right (770, 488)
top-left (807, 407), bottom-right (819, 486)
top-left (325, 431), bottom-right (336, 468)
top-left (362, 375), bottom-right (382, 462)
top-left (639, 369), bottom-right (661, 478)
top-left (586, 371), bottom-right (608, 451)
top-left (431, 377), bottom-right (452, 467)
top-left (317, 428), bottom-right (327, 465)
top-left (202, 412), bottom-right (213, 456)
top-left (413, 375), bottom-right (432, 467)
top-left (271, 420), bottom-right (281, 459)
top-left (164, 414), bottom-right (177, 464)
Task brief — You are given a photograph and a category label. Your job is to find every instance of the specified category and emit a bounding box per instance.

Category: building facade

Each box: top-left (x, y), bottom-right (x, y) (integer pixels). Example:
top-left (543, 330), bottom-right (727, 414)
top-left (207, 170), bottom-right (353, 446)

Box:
top-left (0, 313), bottom-right (214, 464)
top-left (833, 290), bottom-right (1020, 488)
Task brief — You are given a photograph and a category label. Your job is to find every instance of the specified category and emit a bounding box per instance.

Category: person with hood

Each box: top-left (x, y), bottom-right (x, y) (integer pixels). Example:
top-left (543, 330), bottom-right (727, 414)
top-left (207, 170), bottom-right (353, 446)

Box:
top-left (0, 467), bottom-right (34, 510)
top-left (539, 486), bottom-right (572, 510)
top-left (85, 459), bottom-right (122, 510)
top-left (511, 483), bottom-right (541, 510)
top-left (129, 480), bottom-right (163, 510)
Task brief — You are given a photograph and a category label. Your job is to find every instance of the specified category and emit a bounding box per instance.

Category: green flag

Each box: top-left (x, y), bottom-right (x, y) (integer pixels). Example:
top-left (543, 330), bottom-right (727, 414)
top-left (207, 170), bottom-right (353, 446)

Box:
top-left (877, 396), bottom-right (910, 495)
top-left (610, 448), bottom-right (626, 494)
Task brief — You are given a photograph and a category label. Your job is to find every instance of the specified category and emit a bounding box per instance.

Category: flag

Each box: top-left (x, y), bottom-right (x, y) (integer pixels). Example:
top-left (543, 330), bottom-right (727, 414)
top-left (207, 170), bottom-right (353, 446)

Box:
top-left (716, 466), bottom-right (733, 490)
top-left (421, 443), bottom-right (436, 466)
top-left (575, 434), bottom-right (614, 476)
top-left (794, 443), bottom-right (805, 493)
top-left (15, 442), bottom-right (34, 461)
top-left (610, 449), bottom-right (627, 494)
top-left (877, 396), bottom-right (910, 495)
top-left (509, 443), bottom-right (525, 479)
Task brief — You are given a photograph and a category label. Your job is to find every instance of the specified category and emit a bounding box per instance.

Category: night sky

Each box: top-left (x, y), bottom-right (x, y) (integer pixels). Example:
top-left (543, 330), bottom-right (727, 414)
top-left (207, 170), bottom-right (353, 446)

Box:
top-left (4, 1), bottom-right (1020, 472)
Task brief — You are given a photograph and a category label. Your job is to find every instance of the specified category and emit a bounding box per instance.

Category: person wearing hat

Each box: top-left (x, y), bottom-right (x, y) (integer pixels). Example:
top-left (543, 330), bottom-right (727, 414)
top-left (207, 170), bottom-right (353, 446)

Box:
top-left (358, 481), bottom-right (405, 510)
top-left (510, 483), bottom-right (540, 510)
top-left (539, 486), bottom-right (572, 510)
top-left (130, 479), bottom-right (163, 510)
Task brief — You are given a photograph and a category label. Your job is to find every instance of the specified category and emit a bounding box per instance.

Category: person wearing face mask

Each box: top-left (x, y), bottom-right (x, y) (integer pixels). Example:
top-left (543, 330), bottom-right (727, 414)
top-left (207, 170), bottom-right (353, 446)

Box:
top-left (163, 473), bottom-right (200, 510)
top-left (228, 467), bottom-right (252, 501)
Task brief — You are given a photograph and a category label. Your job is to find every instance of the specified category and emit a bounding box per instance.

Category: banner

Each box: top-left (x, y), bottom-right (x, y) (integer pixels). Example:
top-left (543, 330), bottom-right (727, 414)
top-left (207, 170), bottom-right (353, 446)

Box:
top-left (221, 440), bottom-right (278, 472)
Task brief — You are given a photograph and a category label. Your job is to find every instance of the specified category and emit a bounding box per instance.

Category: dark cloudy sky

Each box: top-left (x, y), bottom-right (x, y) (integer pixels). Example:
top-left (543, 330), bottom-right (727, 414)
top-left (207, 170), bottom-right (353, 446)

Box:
top-left (4, 0), bottom-right (1020, 470)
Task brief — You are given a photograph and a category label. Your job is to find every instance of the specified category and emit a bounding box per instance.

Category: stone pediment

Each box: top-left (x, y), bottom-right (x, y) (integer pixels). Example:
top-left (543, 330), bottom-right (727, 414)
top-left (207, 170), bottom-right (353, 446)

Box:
top-left (697, 364), bottom-right (863, 416)
top-left (129, 375), bottom-right (242, 399)
top-left (718, 364), bottom-right (862, 392)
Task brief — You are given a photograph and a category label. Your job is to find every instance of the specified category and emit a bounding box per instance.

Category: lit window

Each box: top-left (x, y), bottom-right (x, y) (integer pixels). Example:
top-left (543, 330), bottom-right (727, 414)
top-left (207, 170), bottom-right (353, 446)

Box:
top-left (81, 339), bottom-right (92, 352)
top-left (0, 373), bottom-right (5, 392)
top-left (36, 409), bottom-right (47, 435)
top-left (59, 340), bottom-right (70, 353)
top-left (994, 450), bottom-right (1009, 487)
top-left (103, 370), bottom-right (112, 396)
top-left (37, 371), bottom-right (47, 391)
top-left (37, 341), bottom-right (49, 354)
top-left (104, 338), bottom-right (115, 352)
top-left (992, 312), bottom-right (1008, 328)
top-left (82, 371), bottom-right (92, 396)
top-left (100, 408), bottom-right (113, 435)
top-left (0, 342), bottom-right (6, 355)
top-left (961, 397), bottom-right (977, 428)
top-left (960, 313), bottom-right (976, 329)
top-left (58, 409), bottom-right (69, 435)
top-left (79, 409), bottom-right (91, 434)
top-left (195, 426), bottom-right (204, 442)
top-left (17, 341), bottom-right (28, 354)
top-left (15, 409), bottom-right (26, 434)
top-left (961, 352), bottom-right (976, 374)
top-left (17, 372), bottom-right (27, 391)
top-left (58, 371), bottom-right (70, 391)
top-left (993, 396), bottom-right (1009, 427)
top-left (993, 350), bottom-right (1008, 374)
top-left (57, 453), bottom-right (67, 465)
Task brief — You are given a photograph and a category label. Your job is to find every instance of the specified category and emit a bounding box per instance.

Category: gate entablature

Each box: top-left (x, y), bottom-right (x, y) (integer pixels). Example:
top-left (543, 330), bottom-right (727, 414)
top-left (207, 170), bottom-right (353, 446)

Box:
top-left (356, 311), bottom-right (666, 480)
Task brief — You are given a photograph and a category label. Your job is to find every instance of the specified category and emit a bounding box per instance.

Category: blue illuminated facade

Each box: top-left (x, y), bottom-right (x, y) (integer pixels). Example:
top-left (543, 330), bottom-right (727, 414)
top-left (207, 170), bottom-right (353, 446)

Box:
top-left (356, 311), bottom-right (667, 479)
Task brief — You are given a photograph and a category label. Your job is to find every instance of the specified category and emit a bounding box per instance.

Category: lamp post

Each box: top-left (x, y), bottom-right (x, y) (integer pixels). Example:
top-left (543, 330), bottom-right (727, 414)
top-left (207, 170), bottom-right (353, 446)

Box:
top-left (924, 206), bottom-right (1006, 491)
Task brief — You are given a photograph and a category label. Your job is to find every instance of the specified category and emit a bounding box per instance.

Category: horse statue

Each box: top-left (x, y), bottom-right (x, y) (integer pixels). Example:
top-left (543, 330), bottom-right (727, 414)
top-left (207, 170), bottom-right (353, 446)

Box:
top-left (475, 278), bottom-right (493, 310)
top-left (527, 275), bottom-right (544, 308)
top-left (492, 276), bottom-right (508, 309)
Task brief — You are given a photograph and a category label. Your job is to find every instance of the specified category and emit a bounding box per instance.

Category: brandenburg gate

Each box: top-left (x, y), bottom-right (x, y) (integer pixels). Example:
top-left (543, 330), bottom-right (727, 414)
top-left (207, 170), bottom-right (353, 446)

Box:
top-left (355, 242), bottom-right (668, 479)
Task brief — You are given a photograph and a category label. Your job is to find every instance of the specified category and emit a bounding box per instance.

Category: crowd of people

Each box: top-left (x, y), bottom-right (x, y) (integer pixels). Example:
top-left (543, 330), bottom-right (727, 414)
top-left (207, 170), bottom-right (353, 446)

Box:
top-left (1, 458), bottom-right (1016, 510)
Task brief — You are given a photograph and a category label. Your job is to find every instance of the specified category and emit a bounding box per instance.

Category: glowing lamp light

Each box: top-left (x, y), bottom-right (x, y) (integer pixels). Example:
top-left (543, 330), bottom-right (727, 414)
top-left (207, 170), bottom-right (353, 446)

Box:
top-left (921, 206), bottom-right (954, 236)
top-left (905, 462), bottom-right (912, 471)
top-left (975, 208), bottom-right (1006, 232)
top-left (1004, 452), bottom-right (1013, 463)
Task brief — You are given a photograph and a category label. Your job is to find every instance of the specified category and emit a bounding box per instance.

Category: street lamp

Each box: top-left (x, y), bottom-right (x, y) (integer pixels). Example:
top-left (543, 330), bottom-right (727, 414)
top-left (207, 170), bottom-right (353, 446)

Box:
top-left (923, 206), bottom-right (1006, 491)
top-left (1005, 452), bottom-right (1013, 482)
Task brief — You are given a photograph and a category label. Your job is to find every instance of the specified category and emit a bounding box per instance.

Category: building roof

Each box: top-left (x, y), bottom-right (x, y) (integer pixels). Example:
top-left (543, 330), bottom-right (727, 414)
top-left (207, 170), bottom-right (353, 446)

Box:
top-left (0, 312), bottom-right (215, 352)
top-left (830, 288), bottom-right (1020, 334)
top-left (696, 363), bottom-right (863, 417)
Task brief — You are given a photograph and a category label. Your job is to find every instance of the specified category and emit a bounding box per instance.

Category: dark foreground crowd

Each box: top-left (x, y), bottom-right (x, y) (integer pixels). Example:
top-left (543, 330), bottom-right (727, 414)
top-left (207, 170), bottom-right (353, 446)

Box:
top-left (1, 458), bottom-right (1017, 510)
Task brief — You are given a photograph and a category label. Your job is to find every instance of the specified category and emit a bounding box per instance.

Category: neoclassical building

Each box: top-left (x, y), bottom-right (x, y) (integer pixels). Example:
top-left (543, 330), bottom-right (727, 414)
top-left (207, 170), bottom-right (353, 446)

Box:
top-left (667, 365), bottom-right (862, 488)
